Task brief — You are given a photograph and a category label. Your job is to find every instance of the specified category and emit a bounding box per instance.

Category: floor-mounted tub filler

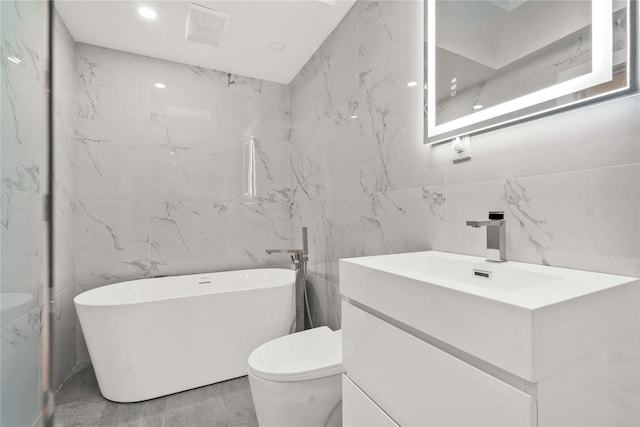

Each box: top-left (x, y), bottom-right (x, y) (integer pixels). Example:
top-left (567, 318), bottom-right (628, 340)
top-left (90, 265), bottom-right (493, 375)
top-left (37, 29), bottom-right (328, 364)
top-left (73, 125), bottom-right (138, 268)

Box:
top-left (74, 268), bottom-right (295, 402)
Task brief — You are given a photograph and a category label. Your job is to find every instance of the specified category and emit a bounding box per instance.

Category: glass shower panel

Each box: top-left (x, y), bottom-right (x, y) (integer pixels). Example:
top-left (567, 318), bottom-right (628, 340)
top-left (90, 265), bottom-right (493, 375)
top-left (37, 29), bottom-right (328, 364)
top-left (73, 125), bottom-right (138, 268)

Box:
top-left (1, 1), bottom-right (51, 426)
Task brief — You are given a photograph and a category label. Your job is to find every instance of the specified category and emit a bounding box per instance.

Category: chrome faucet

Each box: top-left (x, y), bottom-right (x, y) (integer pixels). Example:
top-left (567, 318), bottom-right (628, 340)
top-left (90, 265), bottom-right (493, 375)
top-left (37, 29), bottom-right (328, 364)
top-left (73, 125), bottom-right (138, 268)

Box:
top-left (265, 227), bottom-right (309, 271)
top-left (266, 227), bottom-right (310, 333)
top-left (466, 211), bottom-right (506, 262)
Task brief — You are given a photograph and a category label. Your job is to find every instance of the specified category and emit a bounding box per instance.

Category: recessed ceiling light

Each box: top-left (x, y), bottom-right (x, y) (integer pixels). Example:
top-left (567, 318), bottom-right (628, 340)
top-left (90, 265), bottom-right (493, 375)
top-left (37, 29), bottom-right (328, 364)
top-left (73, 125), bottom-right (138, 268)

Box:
top-left (154, 82), bottom-right (166, 89)
top-left (472, 104), bottom-right (483, 110)
top-left (7, 56), bottom-right (21, 65)
top-left (350, 115), bottom-right (358, 119)
top-left (138, 7), bottom-right (157, 20)
top-left (407, 81), bottom-right (418, 87)
top-left (269, 42), bottom-right (286, 52)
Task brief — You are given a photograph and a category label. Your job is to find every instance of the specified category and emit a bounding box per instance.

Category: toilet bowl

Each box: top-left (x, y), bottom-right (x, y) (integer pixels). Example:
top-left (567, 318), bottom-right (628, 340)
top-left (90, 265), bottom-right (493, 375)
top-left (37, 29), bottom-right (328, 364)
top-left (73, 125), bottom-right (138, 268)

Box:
top-left (247, 326), bottom-right (343, 427)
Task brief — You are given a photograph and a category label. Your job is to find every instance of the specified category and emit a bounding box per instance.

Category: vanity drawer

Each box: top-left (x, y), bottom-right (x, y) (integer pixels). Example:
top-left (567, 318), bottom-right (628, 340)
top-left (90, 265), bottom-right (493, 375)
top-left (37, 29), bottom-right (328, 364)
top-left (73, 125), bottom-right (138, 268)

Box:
top-left (342, 302), bottom-right (537, 427)
top-left (343, 374), bottom-right (399, 427)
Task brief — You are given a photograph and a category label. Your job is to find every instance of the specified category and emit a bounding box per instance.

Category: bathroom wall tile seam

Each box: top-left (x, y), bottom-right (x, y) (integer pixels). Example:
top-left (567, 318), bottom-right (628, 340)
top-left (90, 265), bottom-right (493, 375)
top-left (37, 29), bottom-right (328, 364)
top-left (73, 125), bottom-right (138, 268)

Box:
top-left (444, 161), bottom-right (640, 187)
top-left (291, 184), bottom-right (449, 204)
top-left (440, 165), bottom-right (640, 213)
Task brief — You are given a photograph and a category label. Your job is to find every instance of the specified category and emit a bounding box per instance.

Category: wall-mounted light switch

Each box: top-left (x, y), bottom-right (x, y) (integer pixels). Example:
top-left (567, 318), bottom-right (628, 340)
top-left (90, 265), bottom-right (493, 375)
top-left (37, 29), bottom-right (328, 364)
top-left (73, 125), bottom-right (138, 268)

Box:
top-left (452, 135), bottom-right (471, 162)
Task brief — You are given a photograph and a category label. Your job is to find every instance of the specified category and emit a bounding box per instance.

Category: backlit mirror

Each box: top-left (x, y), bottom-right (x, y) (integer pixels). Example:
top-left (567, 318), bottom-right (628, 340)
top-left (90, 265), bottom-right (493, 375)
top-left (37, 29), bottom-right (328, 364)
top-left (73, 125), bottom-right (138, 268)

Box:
top-left (425, 0), bottom-right (637, 144)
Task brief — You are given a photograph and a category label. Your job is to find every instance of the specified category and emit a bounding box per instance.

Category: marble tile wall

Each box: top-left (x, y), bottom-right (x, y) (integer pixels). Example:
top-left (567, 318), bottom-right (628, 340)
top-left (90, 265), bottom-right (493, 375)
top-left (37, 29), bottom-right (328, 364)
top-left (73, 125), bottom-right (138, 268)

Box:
top-left (290, 0), bottom-right (439, 330)
top-left (72, 43), bottom-right (291, 360)
top-left (289, 0), bottom-right (640, 333)
top-left (1, 1), bottom-right (49, 426)
top-left (52, 9), bottom-right (78, 392)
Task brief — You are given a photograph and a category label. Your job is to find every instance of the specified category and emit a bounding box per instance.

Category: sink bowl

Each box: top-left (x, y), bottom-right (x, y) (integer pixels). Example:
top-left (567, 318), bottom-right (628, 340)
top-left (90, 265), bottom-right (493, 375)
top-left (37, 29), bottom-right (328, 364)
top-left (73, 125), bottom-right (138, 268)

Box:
top-left (340, 251), bottom-right (639, 382)
top-left (363, 252), bottom-right (564, 294)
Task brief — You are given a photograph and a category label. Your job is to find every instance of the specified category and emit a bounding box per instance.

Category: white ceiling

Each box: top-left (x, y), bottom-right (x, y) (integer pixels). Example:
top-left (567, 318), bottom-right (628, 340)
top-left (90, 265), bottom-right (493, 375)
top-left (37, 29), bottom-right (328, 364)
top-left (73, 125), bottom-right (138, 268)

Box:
top-left (55, 0), bottom-right (355, 84)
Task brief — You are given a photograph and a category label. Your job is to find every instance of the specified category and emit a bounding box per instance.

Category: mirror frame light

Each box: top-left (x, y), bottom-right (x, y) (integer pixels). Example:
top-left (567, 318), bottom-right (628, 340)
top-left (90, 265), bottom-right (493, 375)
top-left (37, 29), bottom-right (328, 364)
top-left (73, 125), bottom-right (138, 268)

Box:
top-left (426, 0), bottom-right (614, 143)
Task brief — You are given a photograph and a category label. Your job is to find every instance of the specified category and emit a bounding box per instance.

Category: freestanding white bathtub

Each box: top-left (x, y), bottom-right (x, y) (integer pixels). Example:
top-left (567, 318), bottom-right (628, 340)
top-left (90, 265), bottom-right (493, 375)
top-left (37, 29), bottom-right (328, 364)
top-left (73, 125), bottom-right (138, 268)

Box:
top-left (74, 268), bottom-right (295, 402)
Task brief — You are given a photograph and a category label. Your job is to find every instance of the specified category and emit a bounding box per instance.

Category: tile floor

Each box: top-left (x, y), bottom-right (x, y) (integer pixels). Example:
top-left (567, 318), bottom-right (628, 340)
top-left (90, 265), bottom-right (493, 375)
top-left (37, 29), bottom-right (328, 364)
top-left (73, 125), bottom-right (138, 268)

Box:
top-left (54, 364), bottom-right (259, 427)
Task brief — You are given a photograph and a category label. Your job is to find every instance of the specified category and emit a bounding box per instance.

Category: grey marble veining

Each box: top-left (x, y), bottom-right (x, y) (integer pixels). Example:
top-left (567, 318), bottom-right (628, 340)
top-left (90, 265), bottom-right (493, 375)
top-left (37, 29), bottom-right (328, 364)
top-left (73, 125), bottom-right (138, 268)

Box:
top-left (506, 166), bottom-right (640, 276)
top-left (72, 43), bottom-right (291, 302)
top-left (357, 1), bottom-right (426, 194)
top-left (443, 164), bottom-right (640, 277)
top-left (64, 40), bottom-right (293, 364)
top-left (75, 199), bottom-right (151, 290)
top-left (289, 0), bottom-right (435, 331)
top-left (149, 201), bottom-right (228, 275)
top-left (360, 187), bottom-right (446, 257)
top-left (288, 0), bottom-right (640, 342)
top-left (54, 365), bottom-right (258, 427)
top-left (289, 2), bottom-right (361, 204)
top-left (502, 178), bottom-right (554, 266)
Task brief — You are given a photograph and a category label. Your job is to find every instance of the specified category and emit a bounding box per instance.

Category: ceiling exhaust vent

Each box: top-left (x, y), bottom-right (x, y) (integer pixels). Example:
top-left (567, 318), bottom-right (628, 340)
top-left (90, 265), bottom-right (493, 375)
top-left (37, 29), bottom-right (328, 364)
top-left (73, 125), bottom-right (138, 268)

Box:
top-left (185, 3), bottom-right (230, 48)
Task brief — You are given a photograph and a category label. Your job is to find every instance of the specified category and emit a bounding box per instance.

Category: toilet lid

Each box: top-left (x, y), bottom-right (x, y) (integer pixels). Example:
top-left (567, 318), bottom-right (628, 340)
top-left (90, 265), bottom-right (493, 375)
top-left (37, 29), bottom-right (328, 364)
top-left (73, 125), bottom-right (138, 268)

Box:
top-left (247, 326), bottom-right (344, 382)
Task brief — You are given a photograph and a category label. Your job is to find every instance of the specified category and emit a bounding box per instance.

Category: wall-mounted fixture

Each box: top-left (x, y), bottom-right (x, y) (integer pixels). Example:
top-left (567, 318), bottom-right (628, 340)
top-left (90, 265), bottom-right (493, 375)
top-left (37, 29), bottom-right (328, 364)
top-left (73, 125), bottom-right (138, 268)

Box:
top-left (452, 135), bottom-right (471, 162)
top-left (185, 3), bottom-right (231, 48)
top-left (424, 0), bottom-right (638, 144)
top-left (243, 136), bottom-right (257, 198)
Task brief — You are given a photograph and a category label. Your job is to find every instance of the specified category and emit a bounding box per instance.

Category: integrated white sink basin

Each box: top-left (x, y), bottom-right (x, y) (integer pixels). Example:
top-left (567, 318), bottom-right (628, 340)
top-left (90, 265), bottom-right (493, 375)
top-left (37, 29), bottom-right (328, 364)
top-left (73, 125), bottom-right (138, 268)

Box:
top-left (340, 251), bottom-right (639, 382)
top-left (364, 252), bottom-right (565, 294)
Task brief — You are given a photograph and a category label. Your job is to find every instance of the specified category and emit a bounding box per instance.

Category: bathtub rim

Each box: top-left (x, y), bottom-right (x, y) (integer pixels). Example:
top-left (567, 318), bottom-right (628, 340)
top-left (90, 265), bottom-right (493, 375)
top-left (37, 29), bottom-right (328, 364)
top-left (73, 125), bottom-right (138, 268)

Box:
top-left (74, 267), bottom-right (296, 307)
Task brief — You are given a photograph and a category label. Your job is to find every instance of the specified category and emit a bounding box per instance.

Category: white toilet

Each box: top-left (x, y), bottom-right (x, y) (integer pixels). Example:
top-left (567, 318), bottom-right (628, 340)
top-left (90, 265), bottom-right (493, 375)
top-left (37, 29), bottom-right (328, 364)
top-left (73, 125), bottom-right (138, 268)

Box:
top-left (247, 326), bottom-right (343, 427)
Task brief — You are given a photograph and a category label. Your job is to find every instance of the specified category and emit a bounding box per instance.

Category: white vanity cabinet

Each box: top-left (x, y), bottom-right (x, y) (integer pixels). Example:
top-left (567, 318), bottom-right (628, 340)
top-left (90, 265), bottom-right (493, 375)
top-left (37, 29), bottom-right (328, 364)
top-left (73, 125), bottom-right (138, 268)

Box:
top-left (341, 302), bottom-right (536, 427)
top-left (339, 251), bottom-right (640, 427)
top-left (342, 374), bottom-right (399, 427)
